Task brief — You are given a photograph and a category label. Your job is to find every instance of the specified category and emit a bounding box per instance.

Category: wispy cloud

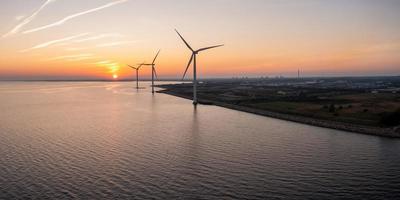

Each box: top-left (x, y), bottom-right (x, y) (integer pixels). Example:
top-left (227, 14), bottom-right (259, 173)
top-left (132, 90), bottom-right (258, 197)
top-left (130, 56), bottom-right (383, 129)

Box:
top-left (73, 33), bottom-right (124, 43)
top-left (65, 47), bottom-right (91, 51)
top-left (23, 0), bottom-right (129, 34)
top-left (97, 40), bottom-right (137, 47)
top-left (66, 56), bottom-right (99, 62)
top-left (93, 60), bottom-right (120, 73)
top-left (94, 60), bottom-right (113, 65)
top-left (2, 0), bottom-right (57, 38)
top-left (45, 53), bottom-right (96, 61)
top-left (60, 33), bottom-right (124, 50)
top-left (20, 33), bottom-right (89, 52)
top-left (15, 15), bottom-right (26, 21)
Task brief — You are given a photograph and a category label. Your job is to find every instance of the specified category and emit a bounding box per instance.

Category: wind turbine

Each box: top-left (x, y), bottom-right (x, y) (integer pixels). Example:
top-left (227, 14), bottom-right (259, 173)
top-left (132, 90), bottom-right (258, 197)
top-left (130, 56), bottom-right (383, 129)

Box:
top-left (127, 63), bottom-right (144, 89)
top-left (175, 29), bottom-right (224, 105)
top-left (142, 50), bottom-right (161, 93)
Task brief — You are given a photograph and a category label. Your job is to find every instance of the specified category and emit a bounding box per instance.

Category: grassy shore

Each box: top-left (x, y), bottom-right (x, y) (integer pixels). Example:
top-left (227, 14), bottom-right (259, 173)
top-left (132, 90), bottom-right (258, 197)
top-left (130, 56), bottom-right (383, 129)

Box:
top-left (158, 80), bottom-right (400, 138)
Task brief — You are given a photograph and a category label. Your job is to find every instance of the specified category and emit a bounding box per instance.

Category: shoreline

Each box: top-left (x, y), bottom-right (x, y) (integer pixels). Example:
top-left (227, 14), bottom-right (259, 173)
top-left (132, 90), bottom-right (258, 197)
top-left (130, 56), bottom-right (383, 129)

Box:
top-left (158, 89), bottom-right (400, 138)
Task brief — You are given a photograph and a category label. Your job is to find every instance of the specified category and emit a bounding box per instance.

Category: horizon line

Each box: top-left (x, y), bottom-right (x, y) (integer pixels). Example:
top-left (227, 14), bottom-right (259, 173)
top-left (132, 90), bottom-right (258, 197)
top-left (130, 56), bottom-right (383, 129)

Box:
top-left (1, 75), bottom-right (399, 82)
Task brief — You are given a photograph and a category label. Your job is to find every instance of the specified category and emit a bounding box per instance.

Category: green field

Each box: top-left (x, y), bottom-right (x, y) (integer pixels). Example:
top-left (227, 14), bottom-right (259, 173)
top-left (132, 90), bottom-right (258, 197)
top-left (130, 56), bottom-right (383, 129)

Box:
top-left (160, 81), bottom-right (400, 128)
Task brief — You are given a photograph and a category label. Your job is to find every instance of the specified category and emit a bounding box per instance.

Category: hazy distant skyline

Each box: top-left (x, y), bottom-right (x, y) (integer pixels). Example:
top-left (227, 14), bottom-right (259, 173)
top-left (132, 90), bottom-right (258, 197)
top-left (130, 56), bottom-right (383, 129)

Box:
top-left (0, 0), bottom-right (399, 80)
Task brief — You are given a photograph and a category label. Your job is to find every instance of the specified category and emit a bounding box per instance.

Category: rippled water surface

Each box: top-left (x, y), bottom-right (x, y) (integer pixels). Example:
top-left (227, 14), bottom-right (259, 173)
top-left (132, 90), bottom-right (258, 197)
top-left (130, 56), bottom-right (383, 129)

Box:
top-left (1, 82), bottom-right (400, 199)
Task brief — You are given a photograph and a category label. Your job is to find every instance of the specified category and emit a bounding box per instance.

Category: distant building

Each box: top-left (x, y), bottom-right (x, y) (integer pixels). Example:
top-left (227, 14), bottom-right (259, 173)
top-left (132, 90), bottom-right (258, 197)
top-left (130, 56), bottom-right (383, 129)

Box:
top-left (277, 91), bottom-right (286, 95)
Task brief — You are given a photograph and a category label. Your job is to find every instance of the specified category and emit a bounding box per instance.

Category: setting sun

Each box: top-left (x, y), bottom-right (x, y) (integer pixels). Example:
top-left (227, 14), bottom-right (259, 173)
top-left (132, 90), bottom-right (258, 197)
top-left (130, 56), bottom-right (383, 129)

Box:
top-left (113, 74), bottom-right (118, 79)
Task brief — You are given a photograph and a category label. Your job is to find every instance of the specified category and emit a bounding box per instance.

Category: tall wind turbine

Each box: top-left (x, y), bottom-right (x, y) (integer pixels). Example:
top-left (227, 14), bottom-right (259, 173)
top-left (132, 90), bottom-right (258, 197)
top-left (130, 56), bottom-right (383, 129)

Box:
top-left (175, 29), bottom-right (224, 105)
top-left (143, 50), bottom-right (161, 93)
top-left (127, 63), bottom-right (144, 89)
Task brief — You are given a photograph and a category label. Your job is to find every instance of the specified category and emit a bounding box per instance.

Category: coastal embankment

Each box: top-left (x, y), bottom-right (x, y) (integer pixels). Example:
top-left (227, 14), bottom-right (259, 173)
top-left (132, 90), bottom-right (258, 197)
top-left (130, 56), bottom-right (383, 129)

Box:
top-left (159, 89), bottom-right (400, 138)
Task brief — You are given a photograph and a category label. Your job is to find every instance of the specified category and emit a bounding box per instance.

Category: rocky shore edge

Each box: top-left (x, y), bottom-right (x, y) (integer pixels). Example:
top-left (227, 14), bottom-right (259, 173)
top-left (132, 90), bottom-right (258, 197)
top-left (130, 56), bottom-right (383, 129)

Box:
top-left (158, 89), bottom-right (400, 138)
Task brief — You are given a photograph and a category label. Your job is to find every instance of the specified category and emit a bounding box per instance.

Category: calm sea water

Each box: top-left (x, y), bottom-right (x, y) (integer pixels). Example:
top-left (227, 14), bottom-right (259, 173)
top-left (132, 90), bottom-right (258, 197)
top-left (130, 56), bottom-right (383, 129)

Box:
top-left (0, 81), bottom-right (399, 199)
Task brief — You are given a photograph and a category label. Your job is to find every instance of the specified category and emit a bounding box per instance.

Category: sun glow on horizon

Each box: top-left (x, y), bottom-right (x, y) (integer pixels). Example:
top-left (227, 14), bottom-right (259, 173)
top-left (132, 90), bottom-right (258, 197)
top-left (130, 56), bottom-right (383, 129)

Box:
top-left (113, 74), bottom-right (118, 79)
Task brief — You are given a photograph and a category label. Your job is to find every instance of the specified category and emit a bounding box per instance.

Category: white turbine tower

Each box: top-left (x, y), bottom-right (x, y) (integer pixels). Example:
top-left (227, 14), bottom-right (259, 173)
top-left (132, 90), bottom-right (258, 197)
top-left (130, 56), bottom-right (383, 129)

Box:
top-left (127, 63), bottom-right (144, 89)
top-left (143, 50), bottom-right (160, 93)
top-left (175, 29), bottom-right (224, 105)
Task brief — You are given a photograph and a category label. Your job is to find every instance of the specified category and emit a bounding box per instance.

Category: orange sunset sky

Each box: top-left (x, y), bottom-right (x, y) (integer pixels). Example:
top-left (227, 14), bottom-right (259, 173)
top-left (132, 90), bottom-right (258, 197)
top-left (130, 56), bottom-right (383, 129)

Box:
top-left (0, 0), bottom-right (399, 80)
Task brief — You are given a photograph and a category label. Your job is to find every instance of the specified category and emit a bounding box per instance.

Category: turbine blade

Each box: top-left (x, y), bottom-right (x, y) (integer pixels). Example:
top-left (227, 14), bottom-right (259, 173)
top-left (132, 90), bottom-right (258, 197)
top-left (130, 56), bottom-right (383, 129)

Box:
top-left (197, 44), bottom-right (224, 52)
top-left (137, 63), bottom-right (144, 69)
top-left (175, 29), bottom-right (193, 52)
top-left (127, 64), bottom-right (137, 69)
top-left (152, 49), bottom-right (161, 64)
top-left (182, 54), bottom-right (193, 80)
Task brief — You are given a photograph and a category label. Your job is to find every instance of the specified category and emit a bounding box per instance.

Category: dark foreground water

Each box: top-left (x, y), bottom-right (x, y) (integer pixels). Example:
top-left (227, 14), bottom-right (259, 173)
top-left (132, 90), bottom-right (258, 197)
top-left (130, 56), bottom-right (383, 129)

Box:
top-left (0, 82), bottom-right (399, 199)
